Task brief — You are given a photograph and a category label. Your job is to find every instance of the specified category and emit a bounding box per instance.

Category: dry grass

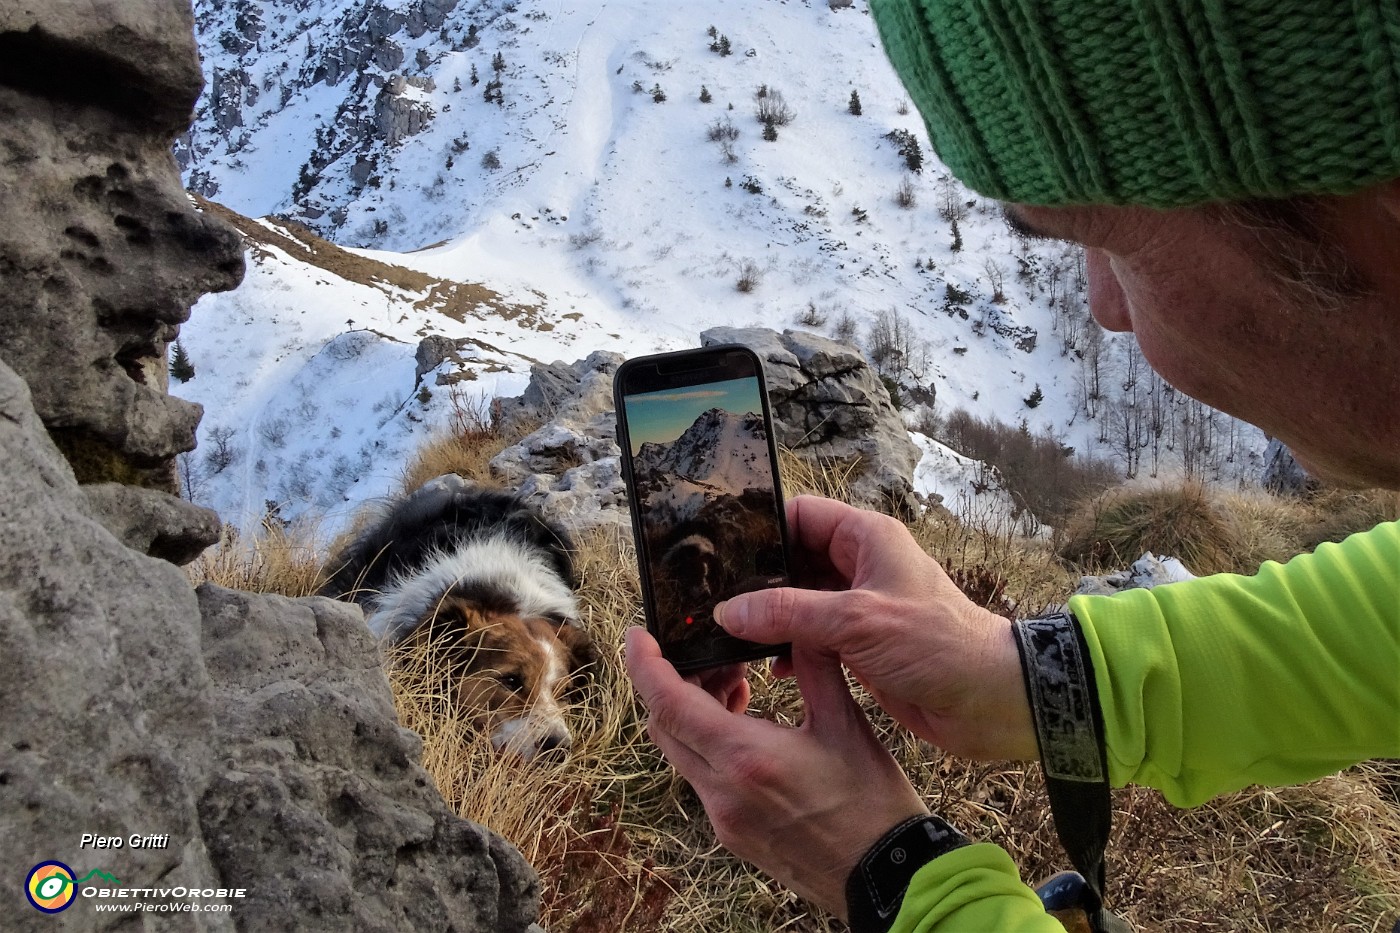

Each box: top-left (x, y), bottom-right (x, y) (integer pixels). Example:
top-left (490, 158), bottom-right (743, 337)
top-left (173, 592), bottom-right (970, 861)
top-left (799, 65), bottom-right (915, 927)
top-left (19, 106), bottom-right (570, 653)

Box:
top-left (185, 518), bottom-right (329, 596)
top-left (397, 387), bottom-right (540, 496)
top-left (1057, 481), bottom-right (1399, 576)
top-left (194, 422), bottom-right (1400, 931)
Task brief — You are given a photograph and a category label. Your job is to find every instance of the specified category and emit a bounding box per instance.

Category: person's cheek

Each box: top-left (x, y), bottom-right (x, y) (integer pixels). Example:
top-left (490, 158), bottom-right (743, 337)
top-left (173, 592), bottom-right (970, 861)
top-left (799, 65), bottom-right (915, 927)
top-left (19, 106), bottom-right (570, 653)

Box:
top-left (1087, 248), bottom-right (1133, 333)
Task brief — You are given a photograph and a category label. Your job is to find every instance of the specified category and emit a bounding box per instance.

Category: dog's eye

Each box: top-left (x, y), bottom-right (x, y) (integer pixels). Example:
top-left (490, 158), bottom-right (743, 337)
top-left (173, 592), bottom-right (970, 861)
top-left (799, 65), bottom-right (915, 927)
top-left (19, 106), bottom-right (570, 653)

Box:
top-left (498, 673), bottom-right (525, 693)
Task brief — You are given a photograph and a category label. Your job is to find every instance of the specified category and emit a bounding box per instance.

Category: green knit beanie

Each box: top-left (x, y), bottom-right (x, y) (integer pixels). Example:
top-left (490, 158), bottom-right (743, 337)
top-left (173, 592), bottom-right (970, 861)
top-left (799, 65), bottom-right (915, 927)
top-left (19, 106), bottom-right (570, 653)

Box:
top-left (870, 0), bottom-right (1400, 207)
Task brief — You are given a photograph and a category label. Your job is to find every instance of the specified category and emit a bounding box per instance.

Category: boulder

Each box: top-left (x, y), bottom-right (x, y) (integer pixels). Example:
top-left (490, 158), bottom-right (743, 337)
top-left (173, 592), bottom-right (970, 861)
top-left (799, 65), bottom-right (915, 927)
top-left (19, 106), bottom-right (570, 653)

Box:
top-left (0, 0), bottom-right (247, 561)
top-left (0, 358), bottom-right (540, 932)
top-left (490, 352), bottom-right (628, 533)
top-left (702, 327), bottom-right (922, 516)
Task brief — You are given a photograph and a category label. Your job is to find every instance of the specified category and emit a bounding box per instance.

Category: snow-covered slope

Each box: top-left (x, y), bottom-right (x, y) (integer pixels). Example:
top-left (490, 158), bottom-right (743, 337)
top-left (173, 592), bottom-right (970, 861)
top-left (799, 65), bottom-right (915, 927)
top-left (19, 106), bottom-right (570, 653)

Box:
top-left (177, 0), bottom-right (1265, 534)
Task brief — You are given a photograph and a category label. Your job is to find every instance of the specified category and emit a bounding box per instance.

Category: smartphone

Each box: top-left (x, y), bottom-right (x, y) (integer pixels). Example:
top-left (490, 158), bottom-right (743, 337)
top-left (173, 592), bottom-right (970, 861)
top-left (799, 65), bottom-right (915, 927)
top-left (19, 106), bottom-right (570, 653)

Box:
top-left (614, 345), bottom-right (793, 672)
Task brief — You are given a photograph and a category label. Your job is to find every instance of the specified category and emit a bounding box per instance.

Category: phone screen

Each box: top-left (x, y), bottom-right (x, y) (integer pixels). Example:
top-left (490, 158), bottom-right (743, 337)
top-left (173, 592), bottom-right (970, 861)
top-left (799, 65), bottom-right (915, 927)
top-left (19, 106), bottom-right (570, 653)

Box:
top-left (616, 347), bottom-right (792, 670)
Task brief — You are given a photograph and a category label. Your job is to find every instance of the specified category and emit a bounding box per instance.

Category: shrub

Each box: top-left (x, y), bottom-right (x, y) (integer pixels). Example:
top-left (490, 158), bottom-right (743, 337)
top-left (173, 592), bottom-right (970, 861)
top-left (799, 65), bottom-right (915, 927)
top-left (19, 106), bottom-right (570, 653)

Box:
top-left (739, 175), bottom-right (763, 195)
top-left (706, 117), bottom-right (739, 142)
top-left (735, 259), bottom-right (762, 292)
top-left (755, 89), bottom-right (795, 126)
top-left (481, 149), bottom-right (501, 171)
top-left (699, 84), bottom-right (712, 103)
top-left (884, 128), bottom-right (923, 172)
top-left (935, 407), bottom-right (1119, 529)
top-left (895, 175), bottom-right (916, 209)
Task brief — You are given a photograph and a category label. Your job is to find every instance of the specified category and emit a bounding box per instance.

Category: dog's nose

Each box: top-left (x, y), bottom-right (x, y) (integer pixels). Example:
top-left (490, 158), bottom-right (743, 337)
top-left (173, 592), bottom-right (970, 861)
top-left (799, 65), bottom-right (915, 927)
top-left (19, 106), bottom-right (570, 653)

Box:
top-left (530, 731), bottom-right (572, 764)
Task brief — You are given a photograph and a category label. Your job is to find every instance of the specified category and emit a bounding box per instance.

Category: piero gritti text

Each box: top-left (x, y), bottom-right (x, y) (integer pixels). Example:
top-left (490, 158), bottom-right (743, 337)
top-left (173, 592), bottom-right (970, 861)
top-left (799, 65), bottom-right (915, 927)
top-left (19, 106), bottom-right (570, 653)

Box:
top-left (80, 833), bottom-right (171, 850)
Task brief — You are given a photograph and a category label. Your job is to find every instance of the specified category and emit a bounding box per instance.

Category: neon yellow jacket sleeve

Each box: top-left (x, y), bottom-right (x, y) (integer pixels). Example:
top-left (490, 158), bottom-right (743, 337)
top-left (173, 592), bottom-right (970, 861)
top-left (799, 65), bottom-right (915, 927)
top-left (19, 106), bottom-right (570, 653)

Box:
top-left (891, 522), bottom-right (1400, 931)
top-left (1070, 520), bottom-right (1400, 807)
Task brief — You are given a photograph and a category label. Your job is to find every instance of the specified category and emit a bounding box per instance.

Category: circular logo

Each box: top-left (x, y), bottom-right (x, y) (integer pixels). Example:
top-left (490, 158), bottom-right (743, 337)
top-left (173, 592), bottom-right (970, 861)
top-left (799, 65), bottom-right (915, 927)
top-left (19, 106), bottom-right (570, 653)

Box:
top-left (26, 861), bottom-right (77, 913)
top-left (890, 847), bottom-right (907, 865)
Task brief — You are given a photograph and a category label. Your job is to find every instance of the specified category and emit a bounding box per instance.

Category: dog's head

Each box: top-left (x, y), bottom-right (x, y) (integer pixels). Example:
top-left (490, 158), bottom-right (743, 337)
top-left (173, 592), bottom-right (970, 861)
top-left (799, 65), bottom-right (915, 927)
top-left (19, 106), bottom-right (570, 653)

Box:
top-left (408, 594), bottom-right (596, 761)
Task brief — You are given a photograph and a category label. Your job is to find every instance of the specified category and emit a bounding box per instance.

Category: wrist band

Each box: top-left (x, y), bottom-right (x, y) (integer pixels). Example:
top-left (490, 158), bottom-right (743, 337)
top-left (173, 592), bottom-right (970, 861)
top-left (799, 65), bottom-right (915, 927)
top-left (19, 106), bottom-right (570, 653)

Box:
top-left (1011, 611), bottom-right (1116, 930)
top-left (845, 814), bottom-right (970, 933)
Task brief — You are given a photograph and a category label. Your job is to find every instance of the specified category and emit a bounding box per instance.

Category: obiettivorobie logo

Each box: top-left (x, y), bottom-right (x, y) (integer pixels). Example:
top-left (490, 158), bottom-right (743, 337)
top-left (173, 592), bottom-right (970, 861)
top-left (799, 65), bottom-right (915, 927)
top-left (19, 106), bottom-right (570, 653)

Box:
top-left (25, 862), bottom-right (121, 914)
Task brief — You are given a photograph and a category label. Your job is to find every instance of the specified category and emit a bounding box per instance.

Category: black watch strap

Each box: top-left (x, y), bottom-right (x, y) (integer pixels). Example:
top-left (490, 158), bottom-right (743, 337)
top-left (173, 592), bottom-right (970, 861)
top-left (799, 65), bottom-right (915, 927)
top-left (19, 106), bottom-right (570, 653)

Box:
top-left (846, 814), bottom-right (971, 933)
top-left (1012, 611), bottom-right (1114, 929)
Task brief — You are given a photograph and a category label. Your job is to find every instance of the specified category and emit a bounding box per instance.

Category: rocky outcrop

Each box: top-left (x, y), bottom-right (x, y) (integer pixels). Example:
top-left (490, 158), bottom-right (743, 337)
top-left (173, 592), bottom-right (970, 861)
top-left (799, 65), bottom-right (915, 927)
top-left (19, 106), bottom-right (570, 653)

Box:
top-left (1, 360), bottom-right (538, 932)
top-left (0, 1), bottom-right (540, 929)
top-left (489, 330), bottom-right (922, 532)
top-left (0, 0), bottom-right (245, 562)
top-left (491, 351), bottom-right (630, 532)
top-left (376, 74), bottom-right (437, 147)
top-left (1261, 437), bottom-right (1319, 496)
top-left (703, 327), bottom-right (922, 517)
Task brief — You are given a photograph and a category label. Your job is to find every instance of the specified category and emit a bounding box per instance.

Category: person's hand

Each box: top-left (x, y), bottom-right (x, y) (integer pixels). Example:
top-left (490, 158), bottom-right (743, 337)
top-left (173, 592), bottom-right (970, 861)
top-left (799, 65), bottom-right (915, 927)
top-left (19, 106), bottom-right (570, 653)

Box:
top-left (716, 495), bottom-right (1037, 762)
top-left (625, 626), bottom-right (928, 918)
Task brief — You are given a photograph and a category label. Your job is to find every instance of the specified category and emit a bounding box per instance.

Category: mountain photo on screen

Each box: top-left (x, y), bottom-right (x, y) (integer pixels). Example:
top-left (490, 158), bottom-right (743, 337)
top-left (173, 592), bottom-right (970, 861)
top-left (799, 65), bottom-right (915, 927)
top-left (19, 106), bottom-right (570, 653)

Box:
top-left (623, 377), bottom-right (787, 653)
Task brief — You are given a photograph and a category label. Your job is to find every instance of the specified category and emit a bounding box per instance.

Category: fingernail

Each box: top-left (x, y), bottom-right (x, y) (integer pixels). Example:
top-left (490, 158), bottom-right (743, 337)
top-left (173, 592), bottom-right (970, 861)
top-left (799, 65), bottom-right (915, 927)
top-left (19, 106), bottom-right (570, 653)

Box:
top-left (715, 599), bottom-right (742, 634)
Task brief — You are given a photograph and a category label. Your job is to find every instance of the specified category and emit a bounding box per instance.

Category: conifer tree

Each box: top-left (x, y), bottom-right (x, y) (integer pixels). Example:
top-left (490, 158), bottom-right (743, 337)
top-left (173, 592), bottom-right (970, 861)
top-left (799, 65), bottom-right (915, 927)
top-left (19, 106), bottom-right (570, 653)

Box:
top-left (950, 215), bottom-right (964, 252)
top-left (699, 85), bottom-right (712, 103)
top-left (848, 89), bottom-right (862, 115)
top-left (492, 51), bottom-right (506, 73)
top-left (169, 339), bottom-right (195, 383)
top-left (763, 118), bottom-right (778, 141)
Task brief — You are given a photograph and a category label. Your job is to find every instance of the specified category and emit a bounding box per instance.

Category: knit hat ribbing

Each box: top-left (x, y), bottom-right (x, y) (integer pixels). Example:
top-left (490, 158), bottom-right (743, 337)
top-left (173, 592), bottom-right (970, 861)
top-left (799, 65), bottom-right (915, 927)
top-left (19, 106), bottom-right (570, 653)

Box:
top-left (870, 0), bottom-right (1400, 208)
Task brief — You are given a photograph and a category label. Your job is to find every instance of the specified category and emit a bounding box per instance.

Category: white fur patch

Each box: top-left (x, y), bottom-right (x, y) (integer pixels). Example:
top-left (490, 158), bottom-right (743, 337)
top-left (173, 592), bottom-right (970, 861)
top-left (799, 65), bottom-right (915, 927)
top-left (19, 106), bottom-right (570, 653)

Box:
top-left (366, 537), bottom-right (579, 642)
top-left (491, 637), bottom-right (571, 761)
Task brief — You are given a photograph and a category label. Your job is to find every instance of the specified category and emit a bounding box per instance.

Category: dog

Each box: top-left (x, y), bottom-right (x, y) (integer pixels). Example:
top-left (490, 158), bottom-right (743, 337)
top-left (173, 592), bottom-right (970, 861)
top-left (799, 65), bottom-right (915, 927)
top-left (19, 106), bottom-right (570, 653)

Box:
top-left (321, 474), bottom-right (596, 761)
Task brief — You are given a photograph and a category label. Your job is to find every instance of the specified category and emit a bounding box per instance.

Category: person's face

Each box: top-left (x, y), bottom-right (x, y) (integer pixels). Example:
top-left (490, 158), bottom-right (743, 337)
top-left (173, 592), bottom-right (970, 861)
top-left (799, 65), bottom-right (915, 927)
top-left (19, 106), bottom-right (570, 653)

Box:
top-left (1005, 188), bottom-right (1400, 489)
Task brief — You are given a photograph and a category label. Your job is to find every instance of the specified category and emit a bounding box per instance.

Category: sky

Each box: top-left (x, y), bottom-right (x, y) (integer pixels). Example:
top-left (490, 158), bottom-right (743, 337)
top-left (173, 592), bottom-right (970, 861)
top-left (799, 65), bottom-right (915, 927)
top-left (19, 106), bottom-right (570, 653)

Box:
top-left (621, 377), bottom-right (762, 454)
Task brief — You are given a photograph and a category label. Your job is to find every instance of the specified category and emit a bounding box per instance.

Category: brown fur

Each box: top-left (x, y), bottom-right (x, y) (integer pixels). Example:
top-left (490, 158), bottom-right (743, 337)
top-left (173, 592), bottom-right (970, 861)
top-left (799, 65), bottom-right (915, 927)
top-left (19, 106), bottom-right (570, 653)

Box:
top-left (406, 595), bottom-right (596, 759)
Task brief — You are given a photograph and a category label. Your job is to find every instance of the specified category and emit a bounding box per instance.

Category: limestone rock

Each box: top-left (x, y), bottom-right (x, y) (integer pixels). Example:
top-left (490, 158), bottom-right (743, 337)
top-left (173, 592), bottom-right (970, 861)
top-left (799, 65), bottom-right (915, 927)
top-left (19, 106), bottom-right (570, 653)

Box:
top-left (490, 352), bottom-right (627, 533)
top-left (196, 585), bottom-right (540, 933)
top-left (0, 0), bottom-right (244, 515)
top-left (0, 1), bottom-right (543, 928)
top-left (0, 358), bottom-right (539, 932)
top-left (702, 327), bottom-right (921, 516)
top-left (82, 482), bottom-right (222, 565)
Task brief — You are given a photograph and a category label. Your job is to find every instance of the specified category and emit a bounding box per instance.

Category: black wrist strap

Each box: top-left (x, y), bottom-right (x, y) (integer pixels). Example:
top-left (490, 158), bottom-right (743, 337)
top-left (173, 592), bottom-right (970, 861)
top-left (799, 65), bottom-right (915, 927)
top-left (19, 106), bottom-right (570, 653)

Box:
top-left (846, 814), bottom-right (971, 933)
top-left (1012, 612), bottom-right (1117, 931)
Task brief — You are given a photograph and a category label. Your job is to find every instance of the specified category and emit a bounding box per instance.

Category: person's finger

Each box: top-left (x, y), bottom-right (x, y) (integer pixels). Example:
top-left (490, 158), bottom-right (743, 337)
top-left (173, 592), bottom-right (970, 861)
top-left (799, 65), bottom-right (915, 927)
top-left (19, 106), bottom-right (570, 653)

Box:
top-left (716, 585), bottom-right (878, 649)
top-left (624, 627), bottom-right (757, 776)
top-left (789, 646), bottom-right (865, 739)
top-left (693, 662), bottom-right (751, 714)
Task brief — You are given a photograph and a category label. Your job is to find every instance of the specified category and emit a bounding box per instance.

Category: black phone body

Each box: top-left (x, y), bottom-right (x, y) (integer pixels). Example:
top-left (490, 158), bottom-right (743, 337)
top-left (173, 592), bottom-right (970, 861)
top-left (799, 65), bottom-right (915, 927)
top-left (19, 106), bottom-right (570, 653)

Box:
top-left (614, 345), bottom-right (793, 672)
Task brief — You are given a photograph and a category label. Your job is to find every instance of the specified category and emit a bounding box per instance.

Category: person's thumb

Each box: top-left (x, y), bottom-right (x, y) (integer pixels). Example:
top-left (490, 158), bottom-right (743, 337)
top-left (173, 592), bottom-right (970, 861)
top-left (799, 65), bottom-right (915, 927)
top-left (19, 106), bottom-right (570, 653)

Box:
top-left (716, 587), bottom-right (858, 650)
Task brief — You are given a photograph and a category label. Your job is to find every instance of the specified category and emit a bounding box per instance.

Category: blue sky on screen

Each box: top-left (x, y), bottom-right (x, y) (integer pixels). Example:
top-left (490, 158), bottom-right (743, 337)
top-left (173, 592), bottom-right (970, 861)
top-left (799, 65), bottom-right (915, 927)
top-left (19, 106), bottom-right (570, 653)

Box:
top-left (623, 376), bottom-right (761, 454)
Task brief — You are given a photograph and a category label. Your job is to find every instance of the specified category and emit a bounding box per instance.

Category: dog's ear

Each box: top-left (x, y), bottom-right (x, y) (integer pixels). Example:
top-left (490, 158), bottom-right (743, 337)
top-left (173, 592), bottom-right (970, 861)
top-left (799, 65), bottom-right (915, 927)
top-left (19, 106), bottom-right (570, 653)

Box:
top-left (551, 621), bottom-right (598, 685)
top-left (420, 597), bottom-right (497, 659)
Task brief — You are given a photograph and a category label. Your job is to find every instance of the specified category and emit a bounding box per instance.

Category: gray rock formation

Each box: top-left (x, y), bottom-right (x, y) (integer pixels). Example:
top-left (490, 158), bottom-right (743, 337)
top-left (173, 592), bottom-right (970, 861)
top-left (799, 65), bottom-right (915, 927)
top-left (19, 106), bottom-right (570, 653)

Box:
top-left (0, 1), bottom-right (540, 929)
top-left (376, 74), bottom-right (437, 147)
top-left (1, 361), bottom-right (538, 931)
top-left (491, 351), bottom-right (630, 532)
top-left (1261, 437), bottom-right (1319, 496)
top-left (0, 0), bottom-right (243, 562)
top-left (703, 327), bottom-right (922, 517)
top-left (489, 330), bottom-right (921, 532)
